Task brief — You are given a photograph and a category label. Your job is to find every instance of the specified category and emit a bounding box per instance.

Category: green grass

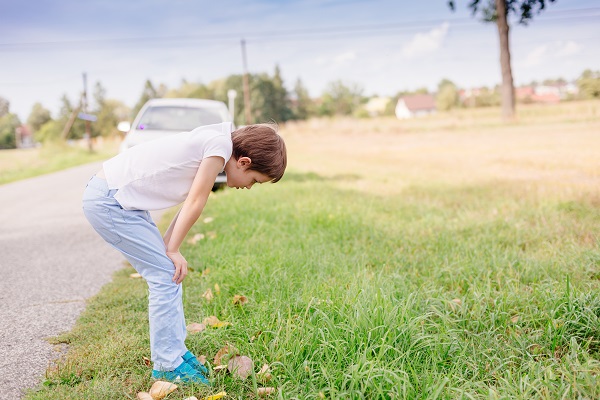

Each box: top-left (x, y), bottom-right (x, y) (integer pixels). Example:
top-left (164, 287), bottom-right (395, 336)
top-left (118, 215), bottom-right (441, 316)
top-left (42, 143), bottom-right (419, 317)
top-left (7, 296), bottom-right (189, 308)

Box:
top-left (27, 172), bottom-right (600, 399)
top-left (0, 141), bottom-right (117, 185)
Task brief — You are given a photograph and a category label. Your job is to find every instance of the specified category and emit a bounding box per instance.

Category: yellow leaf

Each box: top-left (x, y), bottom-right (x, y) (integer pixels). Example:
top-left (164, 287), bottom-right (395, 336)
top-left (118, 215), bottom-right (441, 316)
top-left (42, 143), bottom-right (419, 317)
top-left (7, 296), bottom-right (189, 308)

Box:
top-left (130, 273), bottom-right (142, 279)
top-left (137, 393), bottom-right (153, 400)
top-left (214, 283), bottom-right (221, 294)
top-left (203, 316), bottom-right (231, 328)
top-left (142, 356), bottom-right (151, 367)
top-left (511, 315), bottom-right (520, 323)
top-left (203, 217), bottom-right (214, 224)
top-left (202, 391), bottom-right (227, 400)
top-left (202, 268), bottom-right (211, 277)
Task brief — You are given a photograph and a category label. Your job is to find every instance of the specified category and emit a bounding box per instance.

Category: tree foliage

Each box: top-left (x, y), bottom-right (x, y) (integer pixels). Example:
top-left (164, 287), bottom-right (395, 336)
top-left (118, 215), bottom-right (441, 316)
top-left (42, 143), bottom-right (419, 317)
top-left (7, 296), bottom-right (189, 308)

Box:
top-left (0, 113), bottom-right (21, 149)
top-left (577, 69), bottom-right (600, 99)
top-left (27, 103), bottom-right (51, 133)
top-left (436, 79), bottom-right (460, 111)
top-left (448, 0), bottom-right (556, 24)
top-left (318, 80), bottom-right (364, 116)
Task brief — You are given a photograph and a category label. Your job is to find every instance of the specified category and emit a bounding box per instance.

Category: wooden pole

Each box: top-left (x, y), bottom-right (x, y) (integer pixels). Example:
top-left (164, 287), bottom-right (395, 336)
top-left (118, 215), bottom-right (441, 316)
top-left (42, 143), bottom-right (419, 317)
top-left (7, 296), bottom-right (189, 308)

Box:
top-left (241, 39), bottom-right (252, 125)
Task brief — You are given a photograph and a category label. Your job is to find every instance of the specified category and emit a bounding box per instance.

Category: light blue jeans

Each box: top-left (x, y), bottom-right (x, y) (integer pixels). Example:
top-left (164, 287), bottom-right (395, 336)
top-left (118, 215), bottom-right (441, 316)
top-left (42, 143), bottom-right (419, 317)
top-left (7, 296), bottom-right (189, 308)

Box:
top-left (82, 175), bottom-right (187, 371)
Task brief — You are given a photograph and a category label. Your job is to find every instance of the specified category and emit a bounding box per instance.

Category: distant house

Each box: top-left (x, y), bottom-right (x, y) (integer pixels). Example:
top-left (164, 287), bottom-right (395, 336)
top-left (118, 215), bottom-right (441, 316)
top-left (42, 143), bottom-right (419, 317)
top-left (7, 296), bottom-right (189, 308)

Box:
top-left (515, 83), bottom-right (578, 104)
top-left (395, 94), bottom-right (436, 119)
top-left (364, 97), bottom-right (391, 117)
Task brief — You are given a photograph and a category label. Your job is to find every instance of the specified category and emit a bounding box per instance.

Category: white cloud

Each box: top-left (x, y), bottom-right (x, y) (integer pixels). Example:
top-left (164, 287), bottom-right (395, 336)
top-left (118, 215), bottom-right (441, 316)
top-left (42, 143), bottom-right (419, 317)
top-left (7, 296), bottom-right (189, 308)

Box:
top-left (556, 41), bottom-right (582, 57)
top-left (524, 44), bottom-right (548, 67)
top-left (334, 51), bottom-right (356, 64)
top-left (401, 22), bottom-right (449, 59)
top-left (523, 41), bottom-right (582, 67)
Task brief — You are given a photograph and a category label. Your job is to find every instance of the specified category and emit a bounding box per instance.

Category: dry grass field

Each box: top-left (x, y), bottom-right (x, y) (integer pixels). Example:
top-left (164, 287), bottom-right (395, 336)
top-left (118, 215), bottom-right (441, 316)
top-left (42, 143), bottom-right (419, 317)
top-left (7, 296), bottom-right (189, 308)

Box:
top-left (281, 101), bottom-right (600, 199)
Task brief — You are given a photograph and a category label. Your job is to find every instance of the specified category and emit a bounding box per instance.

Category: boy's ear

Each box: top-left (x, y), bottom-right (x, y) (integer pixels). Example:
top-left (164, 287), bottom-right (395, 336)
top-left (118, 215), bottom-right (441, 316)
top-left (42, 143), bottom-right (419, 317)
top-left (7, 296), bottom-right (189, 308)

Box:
top-left (237, 156), bottom-right (252, 169)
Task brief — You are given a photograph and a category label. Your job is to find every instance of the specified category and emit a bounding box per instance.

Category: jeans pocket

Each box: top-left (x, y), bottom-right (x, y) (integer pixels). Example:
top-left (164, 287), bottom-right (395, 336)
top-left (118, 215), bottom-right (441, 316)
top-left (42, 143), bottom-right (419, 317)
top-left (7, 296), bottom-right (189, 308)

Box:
top-left (83, 206), bottom-right (122, 245)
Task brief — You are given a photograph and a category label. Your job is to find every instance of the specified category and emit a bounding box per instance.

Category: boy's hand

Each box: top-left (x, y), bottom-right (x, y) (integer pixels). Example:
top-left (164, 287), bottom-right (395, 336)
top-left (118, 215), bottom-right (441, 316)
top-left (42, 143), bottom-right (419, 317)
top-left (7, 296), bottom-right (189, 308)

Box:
top-left (166, 251), bottom-right (188, 284)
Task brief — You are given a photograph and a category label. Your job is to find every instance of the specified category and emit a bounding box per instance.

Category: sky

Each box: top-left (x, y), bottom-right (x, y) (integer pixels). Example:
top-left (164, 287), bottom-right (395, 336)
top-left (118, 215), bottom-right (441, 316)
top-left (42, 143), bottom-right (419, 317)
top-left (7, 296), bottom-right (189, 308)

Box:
top-left (1, 0), bottom-right (599, 120)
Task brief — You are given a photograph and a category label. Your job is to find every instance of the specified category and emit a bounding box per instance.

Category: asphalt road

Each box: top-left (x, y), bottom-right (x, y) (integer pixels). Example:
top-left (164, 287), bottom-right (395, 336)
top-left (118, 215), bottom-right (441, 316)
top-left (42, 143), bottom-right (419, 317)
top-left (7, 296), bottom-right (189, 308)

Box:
top-left (0, 162), bottom-right (164, 399)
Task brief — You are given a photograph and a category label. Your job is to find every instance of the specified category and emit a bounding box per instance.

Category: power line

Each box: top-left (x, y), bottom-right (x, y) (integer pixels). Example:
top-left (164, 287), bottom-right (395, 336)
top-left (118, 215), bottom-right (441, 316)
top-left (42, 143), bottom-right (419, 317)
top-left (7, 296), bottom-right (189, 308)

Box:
top-left (0, 7), bottom-right (598, 52)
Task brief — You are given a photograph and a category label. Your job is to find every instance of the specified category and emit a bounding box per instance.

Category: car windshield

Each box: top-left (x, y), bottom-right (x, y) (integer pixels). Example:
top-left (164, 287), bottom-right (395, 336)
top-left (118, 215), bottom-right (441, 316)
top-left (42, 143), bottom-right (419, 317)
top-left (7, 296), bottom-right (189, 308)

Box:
top-left (136, 106), bottom-right (225, 131)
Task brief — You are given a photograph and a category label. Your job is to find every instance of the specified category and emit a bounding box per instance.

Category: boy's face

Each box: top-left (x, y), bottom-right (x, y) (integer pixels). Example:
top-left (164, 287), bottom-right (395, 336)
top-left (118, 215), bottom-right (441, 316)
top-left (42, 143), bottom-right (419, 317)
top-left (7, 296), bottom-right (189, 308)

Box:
top-left (225, 156), bottom-right (271, 190)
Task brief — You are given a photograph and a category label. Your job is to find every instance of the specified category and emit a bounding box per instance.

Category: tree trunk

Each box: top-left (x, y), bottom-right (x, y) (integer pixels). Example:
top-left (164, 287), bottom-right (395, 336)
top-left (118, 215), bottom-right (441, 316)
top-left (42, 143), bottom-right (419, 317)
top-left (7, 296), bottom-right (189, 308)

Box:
top-left (495, 0), bottom-right (515, 121)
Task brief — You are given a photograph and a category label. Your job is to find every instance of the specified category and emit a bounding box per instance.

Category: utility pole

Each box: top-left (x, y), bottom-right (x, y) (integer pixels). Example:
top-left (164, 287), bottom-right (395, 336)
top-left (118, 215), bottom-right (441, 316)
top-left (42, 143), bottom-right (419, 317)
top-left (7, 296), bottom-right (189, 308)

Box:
top-left (240, 39), bottom-right (252, 125)
top-left (82, 73), bottom-right (93, 152)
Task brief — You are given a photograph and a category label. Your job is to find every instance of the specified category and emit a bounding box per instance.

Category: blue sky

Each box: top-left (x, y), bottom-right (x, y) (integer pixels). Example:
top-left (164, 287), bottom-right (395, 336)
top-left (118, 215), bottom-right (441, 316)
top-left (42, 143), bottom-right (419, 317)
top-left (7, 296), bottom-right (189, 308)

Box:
top-left (1, 0), bottom-right (599, 120)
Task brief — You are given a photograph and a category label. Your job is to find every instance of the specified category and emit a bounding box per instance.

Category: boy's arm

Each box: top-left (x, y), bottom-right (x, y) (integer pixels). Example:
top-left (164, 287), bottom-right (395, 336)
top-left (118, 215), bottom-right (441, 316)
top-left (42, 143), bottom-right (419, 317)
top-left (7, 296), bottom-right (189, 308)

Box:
top-left (165, 156), bottom-right (224, 284)
top-left (163, 208), bottom-right (181, 247)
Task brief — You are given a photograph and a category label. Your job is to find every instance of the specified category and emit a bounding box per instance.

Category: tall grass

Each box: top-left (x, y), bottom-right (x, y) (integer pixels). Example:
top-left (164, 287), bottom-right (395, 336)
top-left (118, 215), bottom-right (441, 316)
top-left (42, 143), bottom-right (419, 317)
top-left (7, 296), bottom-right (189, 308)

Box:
top-left (27, 172), bottom-right (600, 399)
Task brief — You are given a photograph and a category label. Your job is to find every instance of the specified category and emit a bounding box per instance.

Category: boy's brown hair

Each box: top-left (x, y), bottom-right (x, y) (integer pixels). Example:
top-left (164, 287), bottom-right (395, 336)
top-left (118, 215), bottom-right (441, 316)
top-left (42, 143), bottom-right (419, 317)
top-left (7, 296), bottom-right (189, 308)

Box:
top-left (231, 123), bottom-right (287, 183)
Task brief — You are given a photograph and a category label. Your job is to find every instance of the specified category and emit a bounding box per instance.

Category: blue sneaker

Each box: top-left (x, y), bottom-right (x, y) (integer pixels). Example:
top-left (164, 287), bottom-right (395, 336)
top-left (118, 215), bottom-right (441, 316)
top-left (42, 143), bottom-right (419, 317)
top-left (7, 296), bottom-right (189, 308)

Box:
top-left (182, 350), bottom-right (209, 375)
top-left (152, 361), bottom-right (210, 385)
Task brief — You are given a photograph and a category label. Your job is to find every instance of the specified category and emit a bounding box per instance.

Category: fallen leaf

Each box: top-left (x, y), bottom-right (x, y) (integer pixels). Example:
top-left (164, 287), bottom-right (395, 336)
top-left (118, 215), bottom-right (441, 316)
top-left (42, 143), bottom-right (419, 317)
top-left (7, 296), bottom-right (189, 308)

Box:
top-left (137, 393), bottom-right (153, 400)
top-left (202, 392), bottom-right (227, 400)
top-left (257, 387), bottom-right (275, 397)
top-left (214, 283), bottom-right (221, 294)
top-left (449, 298), bottom-right (462, 311)
top-left (201, 268), bottom-right (211, 277)
top-left (213, 364), bottom-right (228, 372)
top-left (203, 316), bottom-right (231, 329)
top-left (214, 344), bottom-right (239, 365)
top-left (257, 364), bottom-right (272, 383)
top-left (183, 397), bottom-right (199, 400)
top-left (142, 356), bottom-right (151, 367)
top-left (203, 217), bottom-right (214, 224)
top-left (202, 288), bottom-right (214, 302)
top-left (232, 295), bottom-right (248, 306)
top-left (187, 323), bottom-right (206, 333)
top-left (198, 355), bottom-right (207, 365)
top-left (228, 355), bottom-right (253, 380)
top-left (149, 380), bottom-right (177, 400)
top-left (511, 315), bottom-right (520, 323)
top-left (318, 392), bottom-right (325, 399)
top-left (206, 231), bottom-right (217, 239)
top-left (130, 273), bottom-right (142, 279)
top-left (187, 233), bottom-right (205, 245)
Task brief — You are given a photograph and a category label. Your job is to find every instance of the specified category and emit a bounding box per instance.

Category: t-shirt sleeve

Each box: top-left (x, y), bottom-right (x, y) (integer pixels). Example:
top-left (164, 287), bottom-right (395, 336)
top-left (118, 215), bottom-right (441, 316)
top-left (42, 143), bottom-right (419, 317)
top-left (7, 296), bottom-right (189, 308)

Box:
top-left (202, 134), bottom-right (232, 170)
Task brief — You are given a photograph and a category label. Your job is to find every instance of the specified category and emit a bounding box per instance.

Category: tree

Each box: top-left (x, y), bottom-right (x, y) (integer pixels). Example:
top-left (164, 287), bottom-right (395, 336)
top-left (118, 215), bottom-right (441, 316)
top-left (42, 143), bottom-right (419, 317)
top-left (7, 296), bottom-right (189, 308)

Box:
top-left (436, 79), bottom-right (460, 111)
top-left (292, 78), bottom-right (312, 120)
top-left (319, 80), bottom-right (363, 116)
top-left (27, 103), bottom-right (51, 134)
top-left (449, 0), bottom-right (557, 120)
top-left (131, 80), bottom-right (164, 118)
top-left (577, 69), bottom-right (600, 99)
top-left (0, 96), bottom-right (9, 118)
top-left (0, 113), bottom-right (21, 149)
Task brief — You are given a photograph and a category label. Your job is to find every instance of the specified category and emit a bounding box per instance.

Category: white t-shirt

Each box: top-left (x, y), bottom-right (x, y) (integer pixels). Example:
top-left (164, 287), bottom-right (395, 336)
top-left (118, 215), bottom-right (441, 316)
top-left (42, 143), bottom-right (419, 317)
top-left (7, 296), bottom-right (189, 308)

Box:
top-left (103, 122), bottom-right (233, 211)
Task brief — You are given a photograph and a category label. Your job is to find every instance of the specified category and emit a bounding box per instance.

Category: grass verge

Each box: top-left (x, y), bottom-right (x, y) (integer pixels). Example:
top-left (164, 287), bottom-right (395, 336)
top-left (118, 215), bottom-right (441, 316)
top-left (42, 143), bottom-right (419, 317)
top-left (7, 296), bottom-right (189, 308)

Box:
top-left (26, 171), bottom-right (600, 399)
top-left (0, 140), bottom-right (118, 185)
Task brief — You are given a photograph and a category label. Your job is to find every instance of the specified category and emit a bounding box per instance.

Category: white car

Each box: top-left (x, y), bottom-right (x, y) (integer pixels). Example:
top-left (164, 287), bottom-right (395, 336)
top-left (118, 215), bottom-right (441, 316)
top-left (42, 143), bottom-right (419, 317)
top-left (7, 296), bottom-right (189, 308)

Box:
top-left (118, 98), bottom-right (233, 190)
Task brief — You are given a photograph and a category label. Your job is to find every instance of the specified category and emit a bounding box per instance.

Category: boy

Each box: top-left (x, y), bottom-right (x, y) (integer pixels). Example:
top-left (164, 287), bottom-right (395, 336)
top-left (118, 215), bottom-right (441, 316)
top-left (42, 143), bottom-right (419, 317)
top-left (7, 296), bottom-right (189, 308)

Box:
top-left (82, 122), bottom-right (286, 384)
